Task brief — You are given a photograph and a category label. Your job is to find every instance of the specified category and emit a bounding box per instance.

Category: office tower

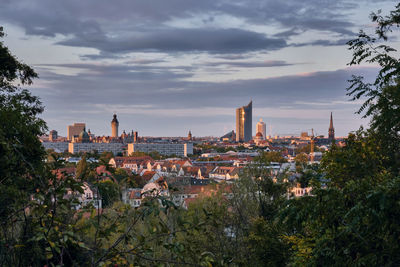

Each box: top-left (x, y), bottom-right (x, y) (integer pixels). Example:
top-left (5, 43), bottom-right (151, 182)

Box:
top-left (236, 101), bottom-right (252, 142)
top-left (49, 130), bottom-right (58, 141)
top-left (111, 114), bottom-right (119, 138)
top-left (133, 131), bottom-right (138, 143)
top-left (67, 123), bottom-right (86, 140)
top-left (328, 112), bottom-right (335, 140)
top-left (256, 118), bottom-right (266, 140)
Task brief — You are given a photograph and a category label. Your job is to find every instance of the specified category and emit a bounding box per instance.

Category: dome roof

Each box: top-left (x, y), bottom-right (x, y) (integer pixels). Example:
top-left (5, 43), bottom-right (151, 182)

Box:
top-left (256, 132), bottom-right (263, 137)
top-left (79, 128), bottom-right (90, 141)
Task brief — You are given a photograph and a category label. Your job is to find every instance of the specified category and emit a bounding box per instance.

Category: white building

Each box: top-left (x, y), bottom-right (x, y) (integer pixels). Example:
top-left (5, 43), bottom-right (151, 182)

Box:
top-left (122, 188), bottom-right (142, 208)
top-left (290, 185), bottom-right (312, 197)
top-left (42, 141), bottom-right (69, 152)
top-left (127, 143), bottom-right (193, 157)
top-left (68, 142), bottom-right (125, 155)
top-left (66, 182), bottom-right (102, 209)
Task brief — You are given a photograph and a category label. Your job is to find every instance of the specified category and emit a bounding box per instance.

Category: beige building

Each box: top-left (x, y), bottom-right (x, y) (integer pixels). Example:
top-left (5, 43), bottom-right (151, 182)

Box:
top-left (256, 118), bottom-right (266, 140)
top-left (111, 114), bottom-right (119, 138)
top-left (67, 123), bottom-right (86, 140)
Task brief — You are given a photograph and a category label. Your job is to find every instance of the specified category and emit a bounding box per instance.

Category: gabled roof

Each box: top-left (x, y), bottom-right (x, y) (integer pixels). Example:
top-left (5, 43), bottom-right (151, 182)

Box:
top-left (169, 159), bottom-right (192, 167)
top-left (182, 166), bottom-right (200, 176)
top-left (112, 156), bottom-right (153, 167)
top-left (210, 166), bottom-right (242, 176)
top-left (141, 171), bottom-right (158, 183)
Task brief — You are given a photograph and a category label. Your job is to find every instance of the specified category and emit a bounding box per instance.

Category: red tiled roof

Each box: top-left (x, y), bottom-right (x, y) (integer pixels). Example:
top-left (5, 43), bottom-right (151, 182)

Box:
top-left (52, 167), bottom-right (76, 179)
top-left (113, 156), bottom-right (153, 167)
top-left (141, 171), bottom-right (157, 182)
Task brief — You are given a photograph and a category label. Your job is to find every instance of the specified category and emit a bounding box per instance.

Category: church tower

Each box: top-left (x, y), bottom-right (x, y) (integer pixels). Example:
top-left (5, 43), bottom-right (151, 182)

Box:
top-left (111, 114), bottom-right (119, 138)
top-left (328, 112), bottom-right (335, 141)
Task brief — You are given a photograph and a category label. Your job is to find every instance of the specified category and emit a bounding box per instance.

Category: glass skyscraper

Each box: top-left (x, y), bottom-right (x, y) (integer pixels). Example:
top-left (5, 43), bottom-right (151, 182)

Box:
top-left (236, 101), bottom-right (252, 142)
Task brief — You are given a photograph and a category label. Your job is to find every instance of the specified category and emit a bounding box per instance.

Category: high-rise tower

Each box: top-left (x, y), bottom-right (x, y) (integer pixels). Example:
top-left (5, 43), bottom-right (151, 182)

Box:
top-left (256, 118), bottom-right (266, 140)
top-left (236, 101), bottom-right (252, 142)
top-left (67, 123), bottom-right (86, 140)
top-left (328, 112), bottom-right (335, 141)
top-left (111, 114), bottom-right (119, 138)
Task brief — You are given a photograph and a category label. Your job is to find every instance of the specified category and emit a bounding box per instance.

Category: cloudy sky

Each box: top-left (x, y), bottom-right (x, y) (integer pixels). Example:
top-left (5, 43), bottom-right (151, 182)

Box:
top-left (1, 0), bottom-right (398, 137)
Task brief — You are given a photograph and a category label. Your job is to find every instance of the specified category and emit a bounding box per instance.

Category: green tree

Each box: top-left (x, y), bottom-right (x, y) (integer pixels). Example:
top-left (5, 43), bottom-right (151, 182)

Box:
top-left (294, 152), bottom-right (308, 172)
top-left (280, 5), bottom-right (400, 265)
top-left (255, 151), bottom-right (287, 164)
top-left (76, 155), bottom-right (89, 180)
top-left (99, 151), bottom-right (114, 163)
top-left (0, 26), bottom-right (46, 265)
top-left (96, 180), bottom-right (120, 207)
top-left (0, 27), bottom-right (93, 265)
top-left (347, 4), bottom-right (400, 174)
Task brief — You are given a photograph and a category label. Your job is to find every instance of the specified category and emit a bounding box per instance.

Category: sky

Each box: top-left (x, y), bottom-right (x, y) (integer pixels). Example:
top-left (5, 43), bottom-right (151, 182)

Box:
top-left (1, 0), bottom-right (398, 137)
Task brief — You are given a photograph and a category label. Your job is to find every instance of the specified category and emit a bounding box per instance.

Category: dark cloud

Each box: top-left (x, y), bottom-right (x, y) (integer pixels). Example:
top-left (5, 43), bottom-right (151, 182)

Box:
top-left (292, 38), bottom-right (351, 47)
top-left (0, 0), bottom-right (371, 55)
top-left (56, 28), bottom-right (287, 54)
top-left (274, 27), bottom-right (304, 38)
top-left (199, 60), bottom-right (294, 68)
top-left (214, 54), bottom-right (249, 60)
top-left (32, 62), bottom-right (379, 109)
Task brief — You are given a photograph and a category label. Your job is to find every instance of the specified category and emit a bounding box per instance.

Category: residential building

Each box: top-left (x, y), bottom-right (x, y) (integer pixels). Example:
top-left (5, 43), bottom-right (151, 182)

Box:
top-left (127, 143), bottom-right (193, 157)
top-left (236, 101), bottom-right (252, 142)
top-left (65, 182), bottom-right (102, 210)
top-left (209, 166), bottom-right (241, 181)
top-left (68, 142), bottom-right (125, 155)
top-left (290, 183), bottom-right (312, 198)
top-left (42, 141), bottom-right (69, 152)
top-left (109, 156), bottom-right (154, 173)
top-left (122, 188), bottom-right (142, 208)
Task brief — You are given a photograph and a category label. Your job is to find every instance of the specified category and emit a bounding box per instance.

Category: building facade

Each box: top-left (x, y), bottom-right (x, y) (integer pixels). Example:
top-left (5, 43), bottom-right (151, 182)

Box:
top-left (256, 118), bottom-right (266, 140)
top-left (68, 142), bottom-right (125, 155)
top-left (127, 143), bottom-right (193, 157)
top-left (236, 101), bottom-right (252, 142)
top-left (67, 123), bottom-right (86, 140)
top-left (49, 130), bottom-right (58, 141)
top-left (42, 141), bottom-right (69, 152)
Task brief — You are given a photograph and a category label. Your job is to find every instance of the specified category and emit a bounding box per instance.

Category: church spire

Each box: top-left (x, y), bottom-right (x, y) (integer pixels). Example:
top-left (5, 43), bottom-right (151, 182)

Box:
top-left (328, 112), bottom-right (335, 140)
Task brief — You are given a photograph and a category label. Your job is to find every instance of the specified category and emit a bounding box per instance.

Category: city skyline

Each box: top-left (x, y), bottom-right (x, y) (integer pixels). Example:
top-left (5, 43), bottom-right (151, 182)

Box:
top-left (55, 109), bottom-right (339, 139)
top-left (1, 1), bottom-right (398, 137)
